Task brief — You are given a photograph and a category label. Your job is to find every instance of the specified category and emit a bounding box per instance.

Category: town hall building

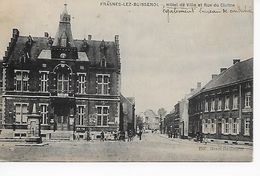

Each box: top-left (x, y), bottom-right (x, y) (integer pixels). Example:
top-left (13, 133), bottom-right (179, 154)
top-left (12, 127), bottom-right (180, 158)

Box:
top-left (0, 4), bottom-right (122, 137)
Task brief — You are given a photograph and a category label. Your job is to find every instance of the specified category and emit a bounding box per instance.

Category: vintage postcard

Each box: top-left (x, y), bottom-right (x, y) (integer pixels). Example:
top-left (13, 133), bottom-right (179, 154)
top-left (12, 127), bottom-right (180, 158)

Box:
top-left (0, 0), bottom-right (253, 162)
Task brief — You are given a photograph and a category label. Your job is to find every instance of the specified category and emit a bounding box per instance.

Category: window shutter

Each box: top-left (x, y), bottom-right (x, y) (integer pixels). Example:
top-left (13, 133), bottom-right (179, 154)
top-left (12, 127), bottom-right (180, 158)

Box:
top-left (46, 74), bottom-right (49, 90)
top-left (214, 119), bottom-right (217, 134)
top-left (76, 75), bottom-right (79, 93)
top-left (221, 119), bottom-right (225, 134)
top-left (15, 104), bottom-right (21, 123)
top-left (202, 119), bottom-right (205, 133)
top-left (229, 118), bottom-right (232, 134)
top-left (85, 80), bottom-right (87, 94)
top-left (22, 104), bottom-right (28, 123)
top-left (14, 76), bottom-right (17, 89)
top-left (96, 76), bottom-right (98, 94)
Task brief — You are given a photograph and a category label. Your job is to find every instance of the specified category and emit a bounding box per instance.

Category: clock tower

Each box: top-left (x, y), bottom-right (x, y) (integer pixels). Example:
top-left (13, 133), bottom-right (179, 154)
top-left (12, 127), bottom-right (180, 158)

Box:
top-left (51, 4), bottom-right (78, 60)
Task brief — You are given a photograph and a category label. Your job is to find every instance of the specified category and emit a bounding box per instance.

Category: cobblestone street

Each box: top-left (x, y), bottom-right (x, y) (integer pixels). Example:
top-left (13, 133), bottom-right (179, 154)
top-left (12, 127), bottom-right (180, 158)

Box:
top-left (0, 133), bottom-right (252, 162)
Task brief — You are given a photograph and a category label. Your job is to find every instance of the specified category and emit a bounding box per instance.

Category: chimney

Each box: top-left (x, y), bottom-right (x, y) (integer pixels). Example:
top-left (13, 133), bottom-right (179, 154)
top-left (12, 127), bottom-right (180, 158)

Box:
top-left (220, 68), bottom-right (227, 73)
top-left (44, 32), bottom-right (49, 38)
top-left (190, 88), bottom-right (194, 92)
top-left (233, 59), bottom-right (240, 64)
top-left (197, 82), bottom-right (201, 89)
top-left (115, 35), bottom-right (119, 44)
top-left (212, 74), bottom-right (218, 79)
top-left (88, 35), bottom-right (92, 40)
top-left (12, 28), bottom-right (19, 38)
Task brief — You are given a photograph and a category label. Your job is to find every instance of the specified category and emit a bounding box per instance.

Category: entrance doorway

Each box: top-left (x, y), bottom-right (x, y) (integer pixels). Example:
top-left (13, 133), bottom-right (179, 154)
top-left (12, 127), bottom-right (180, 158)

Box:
top-left (57, 116), bottom-right (68, 131)
top-left (52, 98), bottom-right (75, 131)
top-left (217, 122), bottom-right (222, 138)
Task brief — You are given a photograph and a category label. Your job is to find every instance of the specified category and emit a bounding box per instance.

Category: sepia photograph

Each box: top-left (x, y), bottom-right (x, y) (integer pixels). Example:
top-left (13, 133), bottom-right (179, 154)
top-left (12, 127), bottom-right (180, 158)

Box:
top-left (0, 0), bottom-right (254, 163)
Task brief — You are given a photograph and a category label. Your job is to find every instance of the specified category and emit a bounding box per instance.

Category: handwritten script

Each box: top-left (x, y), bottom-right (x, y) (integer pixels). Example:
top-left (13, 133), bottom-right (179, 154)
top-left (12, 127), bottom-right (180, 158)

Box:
top-left (100, 1), bottom-right (253, 22)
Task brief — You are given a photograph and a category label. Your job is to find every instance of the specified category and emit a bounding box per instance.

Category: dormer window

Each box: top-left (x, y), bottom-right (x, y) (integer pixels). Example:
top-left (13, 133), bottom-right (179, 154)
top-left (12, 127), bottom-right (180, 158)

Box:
top-left (61, 38), bottom-right (67, 47)
top-left (100, 58), bottom-right (106, 67)
top-left (245, 92), bottom-right (251, 108)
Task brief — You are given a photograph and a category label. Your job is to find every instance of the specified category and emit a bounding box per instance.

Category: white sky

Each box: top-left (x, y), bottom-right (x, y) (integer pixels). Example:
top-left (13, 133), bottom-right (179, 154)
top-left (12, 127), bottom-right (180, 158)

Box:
top-left (0, 0), bottom-right (253, 114)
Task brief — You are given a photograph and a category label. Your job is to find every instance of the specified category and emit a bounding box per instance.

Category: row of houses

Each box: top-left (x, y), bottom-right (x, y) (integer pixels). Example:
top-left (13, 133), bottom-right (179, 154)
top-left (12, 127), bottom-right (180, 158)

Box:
top-left (0, 4), bottom-right (135, 139)
top-left (162, 82), bottom-right (201, 138)
top-left (137, 109), bottom-right (160, 131)
top-left (162, 58), bottom-right (253, 142)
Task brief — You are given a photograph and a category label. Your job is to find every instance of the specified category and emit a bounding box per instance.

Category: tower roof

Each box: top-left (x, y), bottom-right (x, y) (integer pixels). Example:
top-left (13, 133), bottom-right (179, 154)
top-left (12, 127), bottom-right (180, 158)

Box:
top-left (53, 4), bottom-right (75, 47)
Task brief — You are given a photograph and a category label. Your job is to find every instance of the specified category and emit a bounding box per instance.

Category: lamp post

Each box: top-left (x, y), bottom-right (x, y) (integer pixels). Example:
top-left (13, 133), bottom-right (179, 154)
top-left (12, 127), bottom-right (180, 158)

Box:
top-left (69, 115), bottom-right (75, 140)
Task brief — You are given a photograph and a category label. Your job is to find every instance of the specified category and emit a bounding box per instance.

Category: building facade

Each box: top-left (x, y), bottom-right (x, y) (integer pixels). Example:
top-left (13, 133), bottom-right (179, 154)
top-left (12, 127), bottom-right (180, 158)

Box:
top-left (138, 110), bottom-right (160, 131)
top-left (119, 95), bottom-right (135, 133)
top-left (189, 59), bottom-right (253, 142)
top-left (163, 113), bottom-right (174, 135)
top-left (179, 82), bottom-right (202, 139)
top-left (0, 5), bottom-right (121, 136)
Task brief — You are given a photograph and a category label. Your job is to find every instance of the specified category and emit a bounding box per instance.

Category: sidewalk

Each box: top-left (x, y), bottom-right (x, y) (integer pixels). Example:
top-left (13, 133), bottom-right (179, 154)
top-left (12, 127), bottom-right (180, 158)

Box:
top-left (158, 133), bottom-right (253, 146)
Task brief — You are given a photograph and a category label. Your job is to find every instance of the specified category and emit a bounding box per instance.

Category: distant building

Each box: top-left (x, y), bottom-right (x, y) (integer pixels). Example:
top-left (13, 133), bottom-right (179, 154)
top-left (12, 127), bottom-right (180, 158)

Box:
top-left (0, 5), bottom-right (121, 137)
top-left (173, 103), bottom-right (180, 136)
top-left (164, 113), bottom-right (174, 134)
top-left (189, 58), bottom-right (253, 142)
top-left (120, 95), bottom-right (135, 133)
top-left (140, 109), bottom-right (160, 130)
top-left (178, 82), bottom-right (202, 139)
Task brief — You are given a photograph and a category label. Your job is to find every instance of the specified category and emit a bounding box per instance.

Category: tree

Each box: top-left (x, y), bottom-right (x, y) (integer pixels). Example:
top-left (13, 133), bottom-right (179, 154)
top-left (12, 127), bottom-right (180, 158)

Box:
top-left (158, 108), bottom-right (167, 119)
top-left (136, 115), bottom-right (144, 131)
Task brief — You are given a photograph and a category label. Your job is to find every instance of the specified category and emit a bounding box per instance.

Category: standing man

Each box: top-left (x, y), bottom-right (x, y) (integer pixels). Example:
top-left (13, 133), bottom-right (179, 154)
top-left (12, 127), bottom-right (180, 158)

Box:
top-left (139, 130), bottom-right (142, 140)
top-left (101, 131), bottom-right (105, 141)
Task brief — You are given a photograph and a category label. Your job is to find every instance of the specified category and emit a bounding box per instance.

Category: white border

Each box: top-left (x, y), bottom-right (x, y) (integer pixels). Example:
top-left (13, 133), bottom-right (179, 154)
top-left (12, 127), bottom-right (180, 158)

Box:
top-left (0, 1), bottom-right (259, 176)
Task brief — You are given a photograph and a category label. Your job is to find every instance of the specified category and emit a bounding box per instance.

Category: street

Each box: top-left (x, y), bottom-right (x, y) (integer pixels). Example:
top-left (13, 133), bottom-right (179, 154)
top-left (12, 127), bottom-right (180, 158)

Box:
top-left (0, 133), bottom-right (252, 162)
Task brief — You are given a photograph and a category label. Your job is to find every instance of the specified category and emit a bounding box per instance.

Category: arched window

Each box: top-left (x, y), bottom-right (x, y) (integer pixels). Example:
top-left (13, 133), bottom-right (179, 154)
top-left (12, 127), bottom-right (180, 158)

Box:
top-left (100, 58), bottom-right (106, 67)
top-left (53, 64), bottom-right (72, 96)
top-left (57, 72), bottom-right (69, 94)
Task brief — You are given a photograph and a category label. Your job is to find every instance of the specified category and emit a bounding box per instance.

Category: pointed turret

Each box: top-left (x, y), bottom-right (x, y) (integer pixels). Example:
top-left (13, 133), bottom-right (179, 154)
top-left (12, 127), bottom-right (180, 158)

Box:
top-left (53, 4), bottom-right (75, 47)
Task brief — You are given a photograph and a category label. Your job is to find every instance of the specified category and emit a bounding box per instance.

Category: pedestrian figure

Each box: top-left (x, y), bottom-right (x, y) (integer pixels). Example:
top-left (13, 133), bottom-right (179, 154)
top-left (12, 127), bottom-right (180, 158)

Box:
top-left (86, 131), bottom-right (91, 141)
top-left (76, 133), bottom-right (80, 140)
top-left (128, 130), bottom-right (131, 142)
top-left (200, 133), bottom-right (203, 143)
top-left (113, 131), bottom-right (118, 141)
top-left (53, 120), bottom-right (57, 132)
top-left (125, 131), bottom-right (128, 142)
top-left (101, 131), bottom-right (105, 141)
top-left (196, 132), bottom-right (200, 142)
top-left (204, 134), bottom-right (208, 144)
top-left (139, 130), bottom-right (142, 140)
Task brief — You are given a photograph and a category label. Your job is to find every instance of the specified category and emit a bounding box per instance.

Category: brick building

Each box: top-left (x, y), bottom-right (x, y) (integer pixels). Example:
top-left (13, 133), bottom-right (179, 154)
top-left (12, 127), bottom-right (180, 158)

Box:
top-left (179, 83), bottom-right (201, 139)
top-left (0, 5), bottom-right (121, 137)
top-left (119, 95), bottom-right (135, 133)
top-left (163, 113), bottom-right (174, 135)
top-left (173, 103), bottom-right (180, 136)
top-left (188, 58), bottom-right (253, 142)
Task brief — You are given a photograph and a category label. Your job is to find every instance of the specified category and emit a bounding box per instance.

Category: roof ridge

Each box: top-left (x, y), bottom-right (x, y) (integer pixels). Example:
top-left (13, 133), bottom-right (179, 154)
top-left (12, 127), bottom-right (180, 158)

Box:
top-left (202, 58), bottom-right (253, 92)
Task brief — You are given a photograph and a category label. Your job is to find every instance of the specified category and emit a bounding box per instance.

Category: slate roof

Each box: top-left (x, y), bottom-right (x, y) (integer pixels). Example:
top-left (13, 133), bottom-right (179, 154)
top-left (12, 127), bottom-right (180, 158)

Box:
top-left (188, 58), bottom-right (253, 100)
top-left (203, 58), bottom-right (253, 92)
top-left (126, 97), bottom-right (135, 105)
top-left (189, 58), bottom-right (253, 100)
top-left (8, 36), bottom-right (119, 65)
top-left (120, 94), bottom-right (135, 105)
